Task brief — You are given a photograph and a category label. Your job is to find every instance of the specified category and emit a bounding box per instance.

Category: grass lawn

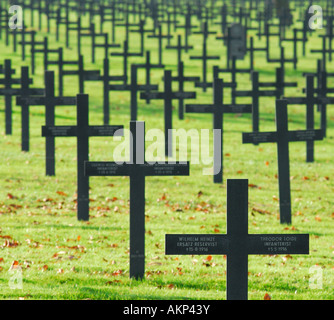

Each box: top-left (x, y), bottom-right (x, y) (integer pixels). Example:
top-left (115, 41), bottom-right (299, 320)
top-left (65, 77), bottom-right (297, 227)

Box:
top-left (0, 7), bottom-right (333, 300)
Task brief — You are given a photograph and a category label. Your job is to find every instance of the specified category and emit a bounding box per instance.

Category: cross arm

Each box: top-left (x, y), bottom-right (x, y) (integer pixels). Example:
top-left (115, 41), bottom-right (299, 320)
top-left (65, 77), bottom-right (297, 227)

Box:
top-left (42, 126), bottom-right (78, 137)
top-left (171, 92), bottom-right (196, 99)
top-left (165, 234), bottom-right (228, 255)
top-left (88, 125), bottom-right (124, 137)
top-left (282, 97), bottom-right (308, 104)
top-left (242, 132), bottom-right (278, 144)
top-left (140, 92), bottom-right (165, 100)
top-left (144, 162), bottom-right (190, 176)
top-left (287, 130), bottom-right (323, 142)
top-left (54, 97), bottom-right (77, 105)
top-left (223, 104), bottom-right (252, 113)
top-left (247, 234), bottom-right (309, 255)
top-left (16, 96), bottom-right (46, 106)
top-left (186, 104), bottom-right (214, 113)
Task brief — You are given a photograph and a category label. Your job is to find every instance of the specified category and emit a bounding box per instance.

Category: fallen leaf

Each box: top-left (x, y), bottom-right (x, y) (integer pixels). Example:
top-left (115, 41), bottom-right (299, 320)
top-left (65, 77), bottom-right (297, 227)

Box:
top-left (264, 293), bottom-right (271, 300)
top-left (10, 260), bottom-right (20, 270)
top-left (56, 191), bottom-right (67, 197)
top-left (112, 270), bottom-right (123, 276)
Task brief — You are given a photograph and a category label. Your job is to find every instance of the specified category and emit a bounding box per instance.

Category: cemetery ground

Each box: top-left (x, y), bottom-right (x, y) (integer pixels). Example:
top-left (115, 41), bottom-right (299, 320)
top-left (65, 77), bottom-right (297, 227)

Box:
top-left (0, 18), bottom-right (333, 300)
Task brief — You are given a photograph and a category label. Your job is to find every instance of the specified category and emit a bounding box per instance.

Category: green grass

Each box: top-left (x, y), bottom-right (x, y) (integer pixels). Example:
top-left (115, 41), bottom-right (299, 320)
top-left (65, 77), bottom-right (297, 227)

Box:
top-left (0, 8), bottom-right (333, 300)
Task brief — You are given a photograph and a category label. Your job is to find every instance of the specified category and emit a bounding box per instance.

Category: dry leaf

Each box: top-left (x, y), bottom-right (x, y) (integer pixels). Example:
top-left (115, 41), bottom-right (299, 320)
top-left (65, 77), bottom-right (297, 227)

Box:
top-left (264, 293), bottom-right (271, 300)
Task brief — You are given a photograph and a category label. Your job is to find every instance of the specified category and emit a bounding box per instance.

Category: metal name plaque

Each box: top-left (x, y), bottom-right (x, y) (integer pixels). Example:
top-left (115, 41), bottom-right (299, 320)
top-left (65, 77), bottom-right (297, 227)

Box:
top-left (242, 132), bottom-right (278, 143)
top-left (42, 126), bottom-right (77, 137)
top-left (247, 234), bottom-right (309, 254)
top-left (165, 234), bottom-right (228, 255)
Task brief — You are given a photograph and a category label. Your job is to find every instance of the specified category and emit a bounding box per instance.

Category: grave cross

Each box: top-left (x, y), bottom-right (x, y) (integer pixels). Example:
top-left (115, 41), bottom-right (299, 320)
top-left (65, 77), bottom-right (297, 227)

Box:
top-left (16, 71), bottom-right (76, 176)
top-left (61, 55), bottom-right (100, 94)
top-left (1, 66), bottom-right (44, 151)
top-left (99, 58), bottom-right (126, 125)
top-left (311, 33), bottom-right (333, 62)
top-left (172, 61), bottom-right (200, 120)
top-left (90, 26), bottom-right (121, 63)
top-left (0, 59), bottom-right (19, 135)
top-left (186, 77), bottom-right (252, 183)
top-left (42, 94), bottom-right (123, 221)
top-left (140, 70), bottom-right (196, 157)
top-left (85, 121), bottom-right (190, 279)
top-left (190, 21), bottom-right (220, 92)
top-left (147, 24), bottom-right (173, 65)
top-left (166, 179), bottom-right (309, 300)
top-left (175, 4), bottom-right (198, 52)
top-left (234, 68), bottom-right (295, 135)
top-left (283, 75), bottom-right (319, 163)
top-left (133, 51), bottom-right (165, 104)
top-left (109, 64), bottom-right (158, 121)
top-left (242, 100), bottom-right (323, 224)
top-left (110, 40), bottom-right (143, 85)
top-left (130, 19), bottom-right (154, 57)
top-left (165, 34), bottom-right (194, 66)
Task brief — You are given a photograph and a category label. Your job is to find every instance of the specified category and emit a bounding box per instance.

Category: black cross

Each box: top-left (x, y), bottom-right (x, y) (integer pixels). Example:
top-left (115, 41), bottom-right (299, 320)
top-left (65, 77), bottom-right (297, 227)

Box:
top-left (1, 66), bottom-right (44, 151)
top-left (186, 77), bottom-right (252, 183)
top-left (267, 44), bottom-right (296, 73)
top-left (109, 64), bottom-right (158, 121)
top-left (16, 71), bottom-right (76, 176)
top-left (147, 24), bottom-right (173, 65)
top-left (85, 121), bottom-right (190, 279)
top-left (166, 179), bottom-right (309, 300)
top-left (281, 28), bottom-right (306, 68)
top-left (140, 70), bottom-right (196, 157)
top-left (90, 25), bottom-right (121, 63)
top-left (283, 75), bottom-right (320, 163)
top-left (166, 34), bottom-right (194, 66)
top-left (130, 19), bottom-right (154, 56)
top-left (0, 59), bottom-right (18, 135)
top-left (242, 100), bottom-right (323, 224)
top-left (61, 55), bottom-right (100, 94)
top-left (133, 51), bottom-right (164, 105)
top-left (190, 21), bottom-right (220, 92)
top-left (311, 31), bottom-right (333, 62)
top-left (99, 58), bottom-right (126, 125)
top-left (110, 40), bottom-right (143, 85)
top-left (175, 4), bottom-right (198, 52)
top-left (256, 67), bottom-right (297, 100)
top-left (234, 69), bottom-right (293, 136)
top-left (214, 56), bottom-right (252, 105)
top-left (42, 94), bottom-right (124, 221)
top-left (172, 61), bottom-right (200, 120)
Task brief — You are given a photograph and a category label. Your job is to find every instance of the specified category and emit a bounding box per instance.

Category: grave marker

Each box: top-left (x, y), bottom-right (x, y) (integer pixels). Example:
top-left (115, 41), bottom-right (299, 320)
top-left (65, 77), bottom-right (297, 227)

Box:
top-left (242, 100), bottom-right (323, 224)
top-left (42, 94), bottom-right (123, 221)
top-left (5, 66), bottom-right (44, 151)
top-left (140, 70), bottom-right (196, 157)
top-left (166, 179), bottom-right (309, 300)
top-left (85, 121), bottom-right (190, 279)
top-left (16, 71), bottom-right (76, 176)
top-left (186, 77), bottom-right (252, 183)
